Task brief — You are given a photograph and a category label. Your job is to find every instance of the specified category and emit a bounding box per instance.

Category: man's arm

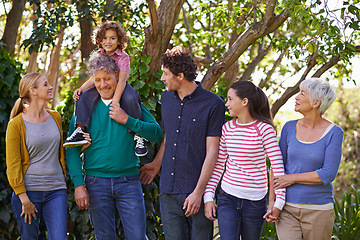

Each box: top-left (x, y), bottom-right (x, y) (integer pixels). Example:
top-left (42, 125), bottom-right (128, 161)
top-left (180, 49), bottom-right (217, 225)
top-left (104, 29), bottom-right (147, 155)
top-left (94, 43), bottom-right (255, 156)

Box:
top-left (183, 136), bottom-right (220, 217)
top-left (139, 137), bottom-right (165, 185)
top-left (109, 103), bottom-right (163, 143)
top-left (65, 115), bottom-right (89, 209)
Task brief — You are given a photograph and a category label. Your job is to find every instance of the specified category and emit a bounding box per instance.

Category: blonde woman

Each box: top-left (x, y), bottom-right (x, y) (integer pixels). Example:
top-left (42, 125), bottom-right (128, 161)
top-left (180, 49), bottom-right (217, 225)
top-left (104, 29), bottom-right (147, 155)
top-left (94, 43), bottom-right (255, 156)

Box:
top-left (6, 73), bottom-right (68, 239)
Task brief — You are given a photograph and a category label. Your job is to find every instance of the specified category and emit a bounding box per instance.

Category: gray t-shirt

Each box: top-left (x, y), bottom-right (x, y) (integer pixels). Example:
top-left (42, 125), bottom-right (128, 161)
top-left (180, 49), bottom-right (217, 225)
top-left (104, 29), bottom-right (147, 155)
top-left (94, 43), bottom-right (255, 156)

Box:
top-left (24, 115), bottom-right (66, 191)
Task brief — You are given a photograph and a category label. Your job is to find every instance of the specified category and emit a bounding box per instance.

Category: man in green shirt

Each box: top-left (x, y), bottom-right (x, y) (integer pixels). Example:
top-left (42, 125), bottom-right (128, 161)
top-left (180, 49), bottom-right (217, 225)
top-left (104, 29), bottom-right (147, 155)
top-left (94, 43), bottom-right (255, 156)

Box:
top-left (66, 53), bottom-right (163, 240)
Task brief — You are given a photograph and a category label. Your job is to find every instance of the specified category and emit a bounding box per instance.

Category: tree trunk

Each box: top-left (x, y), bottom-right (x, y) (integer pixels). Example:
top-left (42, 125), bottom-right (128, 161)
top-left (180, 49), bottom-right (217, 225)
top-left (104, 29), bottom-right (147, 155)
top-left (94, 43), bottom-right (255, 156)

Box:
top-left (1, 0), bottom-right (26, 57)
top-left (46, 26), bottom-right (66, 108)
top-left (27, 4), bottom-right (39, 73)
top-left (142, 0), bottom-right (186, 83)
top-left (221, 30), bottom-right (241, 85)
top-left (76, 1), bottom-right (96, 86)
top-left (77, 2), bottom-right (96, 62)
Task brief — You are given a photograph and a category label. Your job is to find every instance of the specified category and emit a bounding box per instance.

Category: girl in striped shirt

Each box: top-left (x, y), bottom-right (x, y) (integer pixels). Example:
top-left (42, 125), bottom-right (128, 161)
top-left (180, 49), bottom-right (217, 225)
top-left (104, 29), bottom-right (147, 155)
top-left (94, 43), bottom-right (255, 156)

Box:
top-left (204, 81), bottom-right (286, 240)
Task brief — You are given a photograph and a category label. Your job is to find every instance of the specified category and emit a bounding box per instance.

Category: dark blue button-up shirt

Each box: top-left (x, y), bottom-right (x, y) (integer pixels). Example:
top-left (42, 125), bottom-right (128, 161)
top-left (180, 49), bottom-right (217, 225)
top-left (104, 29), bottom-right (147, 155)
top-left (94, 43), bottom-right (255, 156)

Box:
top-left (160, 83), bottom-right (225, 194)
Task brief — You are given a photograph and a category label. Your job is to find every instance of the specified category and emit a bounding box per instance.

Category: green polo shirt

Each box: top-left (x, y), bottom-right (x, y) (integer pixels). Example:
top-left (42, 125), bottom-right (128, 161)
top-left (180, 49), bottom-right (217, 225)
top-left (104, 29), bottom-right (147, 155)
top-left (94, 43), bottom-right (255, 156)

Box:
top-left (66, 101), bottom-right (162, 187)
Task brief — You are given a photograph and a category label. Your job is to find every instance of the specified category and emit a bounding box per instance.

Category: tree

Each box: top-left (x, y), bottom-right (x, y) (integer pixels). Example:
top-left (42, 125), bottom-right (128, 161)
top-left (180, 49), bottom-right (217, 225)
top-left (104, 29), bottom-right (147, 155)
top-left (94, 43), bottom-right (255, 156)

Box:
top-left (1, 0), bottom-right (26, 57)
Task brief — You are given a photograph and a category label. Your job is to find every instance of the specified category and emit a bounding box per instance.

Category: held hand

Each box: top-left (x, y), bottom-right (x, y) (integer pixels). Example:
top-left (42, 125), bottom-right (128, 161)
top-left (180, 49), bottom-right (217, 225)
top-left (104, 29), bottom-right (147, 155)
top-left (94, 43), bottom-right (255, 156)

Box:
top-left (274, 174), bottom-right (294, 189)
top-left (21, 200), bottom-right (38, 224)
top-left (204, 201), bottom-right (217, 221)
top-left (81, 132), bottom-right (92, 152)
top-left (75, 185), bottom-right (89, 210)
top-left (73, 88), bottom-right (82, 101)
top-left (109, 103), bottom-right (128, 124)
top-left (183, 191), bottom-right (202, 217)
top-left (263, 206), bottom-right (281, 223)
top-left (139, 162), bottom-right (161, 185)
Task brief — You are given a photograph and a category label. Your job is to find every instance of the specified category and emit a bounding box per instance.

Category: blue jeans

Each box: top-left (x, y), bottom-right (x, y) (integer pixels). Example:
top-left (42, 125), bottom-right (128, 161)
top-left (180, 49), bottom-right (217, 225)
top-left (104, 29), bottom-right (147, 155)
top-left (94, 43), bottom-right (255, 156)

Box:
top-left (75, 84), bottom-right (142, 129)
top-left (217, 189), bottom-right (266, 240)
top-left (85, 175), bottom-right (146, 240)
top-left (11, 189), bottom-right (67, 240)
top-left (159, 193), bottom-right (213, 240)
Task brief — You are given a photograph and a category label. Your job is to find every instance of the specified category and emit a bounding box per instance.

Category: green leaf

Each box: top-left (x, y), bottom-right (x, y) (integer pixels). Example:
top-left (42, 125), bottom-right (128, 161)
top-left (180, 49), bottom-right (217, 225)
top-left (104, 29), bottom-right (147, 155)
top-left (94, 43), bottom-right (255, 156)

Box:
top-left (140, 55), bottom-right (152, 65)
top-left (139, 64), bottom-right (150, 75)
top-left (132, 79), bottom-right (145, 90)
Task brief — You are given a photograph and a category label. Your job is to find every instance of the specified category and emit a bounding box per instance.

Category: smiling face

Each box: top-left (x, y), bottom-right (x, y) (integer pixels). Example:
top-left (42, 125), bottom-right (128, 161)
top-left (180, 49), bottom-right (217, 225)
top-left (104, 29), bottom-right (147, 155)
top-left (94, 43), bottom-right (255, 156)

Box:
top-left (94, 70), bottom-right (118, 100)
top-left (225, 88), bottom-right (247, 118)
top-left (161, 67), bottom-right (181, 92)
top-left (32, 76), bottom-right (53, 101)
top-left (100, 29), bottom-right (119, 54)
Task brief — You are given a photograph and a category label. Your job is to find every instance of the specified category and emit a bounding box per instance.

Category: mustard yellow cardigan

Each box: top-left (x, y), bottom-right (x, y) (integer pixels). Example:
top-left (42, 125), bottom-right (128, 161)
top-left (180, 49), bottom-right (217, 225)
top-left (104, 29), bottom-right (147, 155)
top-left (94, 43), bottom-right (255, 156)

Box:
top-left (6, 110), bottom-right (66, 195)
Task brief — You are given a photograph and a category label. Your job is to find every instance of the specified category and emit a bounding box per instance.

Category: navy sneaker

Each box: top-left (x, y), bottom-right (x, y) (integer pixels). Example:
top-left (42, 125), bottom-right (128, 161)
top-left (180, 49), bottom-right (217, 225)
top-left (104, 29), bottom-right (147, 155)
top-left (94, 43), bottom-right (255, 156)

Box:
top-left (63, 127), bottom-right (87, 148)
top-left (134, 135), bottom-right (148, 157)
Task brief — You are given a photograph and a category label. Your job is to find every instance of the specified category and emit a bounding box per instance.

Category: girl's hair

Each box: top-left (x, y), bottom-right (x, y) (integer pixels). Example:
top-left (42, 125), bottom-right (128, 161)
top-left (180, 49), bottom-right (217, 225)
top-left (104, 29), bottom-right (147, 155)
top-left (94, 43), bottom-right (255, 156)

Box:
top-left (94, 21), bottom-right (129, 51)
top-left (10, 73), bottom-right (44, 120)
top-left (300, 78), bottom-right (336, 115)
top-left (230, 80), bottom-right (275, 129)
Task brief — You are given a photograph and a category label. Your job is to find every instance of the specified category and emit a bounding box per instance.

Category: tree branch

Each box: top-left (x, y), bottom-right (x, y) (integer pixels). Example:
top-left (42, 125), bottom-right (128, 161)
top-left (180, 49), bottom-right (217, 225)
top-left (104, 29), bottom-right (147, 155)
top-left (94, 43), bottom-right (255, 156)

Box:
top-left (259, 49), bottom-right (286, 88)
top-left (146, 0), bottom-right (159, 41)
top-left (271, 54), bottom-right (341, 117)
top-left (238, 41), bottom-right (273, 82)
top-left (201, 6), bottom-right (289, 90)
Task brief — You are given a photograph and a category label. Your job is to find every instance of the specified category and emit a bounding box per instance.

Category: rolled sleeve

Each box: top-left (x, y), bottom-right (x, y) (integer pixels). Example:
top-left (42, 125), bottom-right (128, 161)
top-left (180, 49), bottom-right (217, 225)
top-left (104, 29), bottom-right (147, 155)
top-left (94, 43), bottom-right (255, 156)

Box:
top-left (316, 127), bottom-right (344, 185)
top-left (65, 115), bottom-right (85, 187)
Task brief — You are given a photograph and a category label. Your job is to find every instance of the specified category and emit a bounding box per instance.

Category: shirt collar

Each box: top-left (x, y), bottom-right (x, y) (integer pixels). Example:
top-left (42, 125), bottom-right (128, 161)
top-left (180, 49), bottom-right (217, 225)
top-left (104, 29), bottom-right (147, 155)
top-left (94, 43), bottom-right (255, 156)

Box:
top-left (97, 48), bottom-right (123, 57)
top-left (173, 81), bottom-right (203, 99)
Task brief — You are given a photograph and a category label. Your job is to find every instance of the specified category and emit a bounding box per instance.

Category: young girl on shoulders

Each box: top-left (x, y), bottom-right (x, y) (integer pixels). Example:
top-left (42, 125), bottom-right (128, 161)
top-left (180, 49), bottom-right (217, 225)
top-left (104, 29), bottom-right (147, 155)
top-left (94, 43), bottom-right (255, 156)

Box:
top-left (204, 80), bottom-right (286, 240)
top-left (64, 21), bottom-right (147, 156)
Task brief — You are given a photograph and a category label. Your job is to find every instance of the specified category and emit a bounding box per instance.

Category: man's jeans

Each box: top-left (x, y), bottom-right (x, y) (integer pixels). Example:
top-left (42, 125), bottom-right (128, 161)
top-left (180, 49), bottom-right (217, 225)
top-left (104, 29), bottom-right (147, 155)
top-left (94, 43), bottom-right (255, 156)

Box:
top-left (159, 193), bottom-right (213, 240)
top-left (217, 189), bottom-right (266, 240)
top-left (85, 175), bottom-right (146, 240)
top-left (11, 189), bottom-right (67, 240)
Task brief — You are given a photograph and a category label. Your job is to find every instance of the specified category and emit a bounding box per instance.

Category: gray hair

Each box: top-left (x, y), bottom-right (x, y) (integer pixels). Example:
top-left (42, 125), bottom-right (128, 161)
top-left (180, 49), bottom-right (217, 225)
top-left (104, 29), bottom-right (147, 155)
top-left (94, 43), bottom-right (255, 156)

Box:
top-left (87, 52), bottom-right (119, 76)
top-left (300, 78), bottom-right (336, 115)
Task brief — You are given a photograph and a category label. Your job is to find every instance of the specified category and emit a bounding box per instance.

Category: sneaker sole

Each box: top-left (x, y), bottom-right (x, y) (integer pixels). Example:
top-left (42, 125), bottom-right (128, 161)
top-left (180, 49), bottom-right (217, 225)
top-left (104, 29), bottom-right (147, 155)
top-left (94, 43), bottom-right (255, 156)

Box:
top-left (135, 152), bottom-right (148, 157)
top-left (63, 140), bottom-right (88, 148)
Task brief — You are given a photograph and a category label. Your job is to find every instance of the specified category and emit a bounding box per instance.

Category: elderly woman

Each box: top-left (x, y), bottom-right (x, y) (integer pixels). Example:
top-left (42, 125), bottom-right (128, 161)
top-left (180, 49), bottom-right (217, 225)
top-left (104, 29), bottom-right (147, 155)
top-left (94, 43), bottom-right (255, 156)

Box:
top-left (6, 73), bottom-right (71, 239)
top-left (274, 78), bottom-right (344, 240)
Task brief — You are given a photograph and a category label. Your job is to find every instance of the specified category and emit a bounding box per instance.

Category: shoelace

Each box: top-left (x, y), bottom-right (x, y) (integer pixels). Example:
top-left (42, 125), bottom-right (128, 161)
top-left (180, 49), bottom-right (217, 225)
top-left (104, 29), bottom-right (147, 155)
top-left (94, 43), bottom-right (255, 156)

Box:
top-left (135, 136), bottom-right (146, 149)
top-left (66, 127), bottom-right (83, 141)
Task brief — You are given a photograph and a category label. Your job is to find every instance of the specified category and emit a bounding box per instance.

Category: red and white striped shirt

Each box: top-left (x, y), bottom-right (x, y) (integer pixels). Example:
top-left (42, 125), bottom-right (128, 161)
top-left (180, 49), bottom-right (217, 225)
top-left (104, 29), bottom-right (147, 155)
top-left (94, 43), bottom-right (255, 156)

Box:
top-left (204, 119), bottom-right (286, 210)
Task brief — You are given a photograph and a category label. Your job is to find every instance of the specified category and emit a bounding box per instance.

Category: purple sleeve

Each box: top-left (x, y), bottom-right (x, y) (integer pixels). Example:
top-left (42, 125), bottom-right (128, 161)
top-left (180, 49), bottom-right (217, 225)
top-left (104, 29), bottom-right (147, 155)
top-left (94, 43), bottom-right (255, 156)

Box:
top-left (116, 52), bottom-right (130, 72)
top-left (316, 126), bottom-right (344, 184)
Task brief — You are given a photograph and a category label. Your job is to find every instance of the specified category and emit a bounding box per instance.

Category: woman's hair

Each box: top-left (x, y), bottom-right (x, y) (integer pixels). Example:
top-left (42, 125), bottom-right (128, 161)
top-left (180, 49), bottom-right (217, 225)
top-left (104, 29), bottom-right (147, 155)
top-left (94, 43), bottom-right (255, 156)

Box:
top-left (87, 52), bottom-right (119, 76)
top-left (94, 21), bottom-right (129, 51)
top-left (10, 73), bottom-right (44, 120)
top-left (230, 80), bottom-right (275, 129)
top-left (300, 78), bottom-right (336, 115)
top-left (160, 46), bottom-right (198, 82)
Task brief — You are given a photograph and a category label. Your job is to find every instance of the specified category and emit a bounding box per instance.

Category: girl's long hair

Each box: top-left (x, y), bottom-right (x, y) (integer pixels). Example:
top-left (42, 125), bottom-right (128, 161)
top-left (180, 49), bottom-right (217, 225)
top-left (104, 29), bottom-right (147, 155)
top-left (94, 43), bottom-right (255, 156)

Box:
top-left (10, 73), bottom-right (43, 120)
top-left (230, 80), bottom-right (275, 129)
